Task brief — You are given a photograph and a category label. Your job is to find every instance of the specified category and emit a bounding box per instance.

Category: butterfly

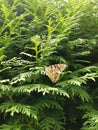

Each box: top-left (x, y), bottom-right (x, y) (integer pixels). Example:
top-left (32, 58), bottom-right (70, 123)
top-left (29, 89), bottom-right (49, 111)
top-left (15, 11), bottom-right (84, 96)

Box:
top-left (45, 64), bottom-right (67, 83)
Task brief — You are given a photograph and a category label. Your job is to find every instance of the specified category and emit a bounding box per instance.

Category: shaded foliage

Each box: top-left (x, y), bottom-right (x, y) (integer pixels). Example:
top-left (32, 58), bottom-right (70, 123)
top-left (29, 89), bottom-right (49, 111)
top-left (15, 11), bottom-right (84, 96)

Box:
top-left (0, 0), bottom-right (98, 130)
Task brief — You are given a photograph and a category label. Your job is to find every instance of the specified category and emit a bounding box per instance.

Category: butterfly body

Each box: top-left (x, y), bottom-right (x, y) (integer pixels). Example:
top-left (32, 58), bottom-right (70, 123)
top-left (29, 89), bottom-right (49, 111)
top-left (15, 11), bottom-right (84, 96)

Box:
top-left (45, 64), bottom-right (66, 83)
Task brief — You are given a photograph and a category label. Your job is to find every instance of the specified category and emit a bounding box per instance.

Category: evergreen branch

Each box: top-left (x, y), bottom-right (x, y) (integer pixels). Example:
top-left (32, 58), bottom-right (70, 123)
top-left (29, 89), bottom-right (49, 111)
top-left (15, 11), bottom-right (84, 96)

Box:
top-left (0, 84), bottom-right (12, 92)
top-left (13, 84), bottom-right (69, 98)
top-left (40, 117), bottom-right (65, 130)
top-left (0, 124), bottom-right (23, 130)
top-left (79, 105), bottom-right (98, 130)
top-left (0, 84), bottom-right (69, 98)
top-left (0, 102), bottom-right (38, 120)
top-left (34, 99), bottom-right (63, 111)
top-left (57, 81), bottom-right (90, 101)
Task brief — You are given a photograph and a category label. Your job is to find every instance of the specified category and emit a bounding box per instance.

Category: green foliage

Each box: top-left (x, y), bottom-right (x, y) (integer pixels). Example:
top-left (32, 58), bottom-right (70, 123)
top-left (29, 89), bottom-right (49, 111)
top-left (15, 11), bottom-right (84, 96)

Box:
top-left (0, 0), bottom-right (98, 130)
top-left (79, 105), bottom-right (98, 130)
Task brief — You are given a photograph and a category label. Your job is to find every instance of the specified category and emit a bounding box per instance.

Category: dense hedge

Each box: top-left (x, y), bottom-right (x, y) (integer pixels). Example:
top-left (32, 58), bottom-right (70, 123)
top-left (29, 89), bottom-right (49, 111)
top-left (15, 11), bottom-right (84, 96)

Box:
top-left (0, 0), bottom-right (98, 130)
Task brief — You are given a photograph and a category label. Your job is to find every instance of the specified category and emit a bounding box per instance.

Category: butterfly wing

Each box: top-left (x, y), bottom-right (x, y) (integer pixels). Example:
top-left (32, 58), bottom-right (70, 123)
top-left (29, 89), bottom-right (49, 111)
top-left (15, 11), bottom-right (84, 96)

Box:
top-left (45, 64), bottom-right (66, 83)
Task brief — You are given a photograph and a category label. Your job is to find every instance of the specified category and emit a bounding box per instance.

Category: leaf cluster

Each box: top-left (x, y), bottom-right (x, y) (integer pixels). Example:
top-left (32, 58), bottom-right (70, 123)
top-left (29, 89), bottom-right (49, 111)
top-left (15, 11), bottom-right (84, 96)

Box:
top-left (0, 0), bottom-right (98, 130)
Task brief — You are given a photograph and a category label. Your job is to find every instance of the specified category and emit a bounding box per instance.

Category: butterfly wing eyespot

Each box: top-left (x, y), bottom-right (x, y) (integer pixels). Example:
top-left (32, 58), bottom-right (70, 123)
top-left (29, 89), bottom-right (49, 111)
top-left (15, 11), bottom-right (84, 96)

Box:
top-left (45, 64), bottom-right (67, 83)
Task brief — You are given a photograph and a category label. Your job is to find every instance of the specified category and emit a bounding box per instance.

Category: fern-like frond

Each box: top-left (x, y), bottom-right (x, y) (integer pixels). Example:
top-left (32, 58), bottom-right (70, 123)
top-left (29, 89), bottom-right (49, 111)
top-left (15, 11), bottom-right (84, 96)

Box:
top-left (0, 83), bottom-right (69, 98)
top-left (79, 105), bottom-right (98, 130)
top-left (10, 66), bottom-right (44, 85)
top-left (0, 124), bottom-right (22, 130)
top-left (0, 84), bottom-right (12, 92)
top-left (0, 102), bottom-right (38, 119)
top-left (67, 73), bottom-right (96, 86)
top-left (39, 117), bottom-right (65, 130)
top-left (13, 84), bottom-right (69, 98)
top-left (57, 81), bottom-right (90, 101)
top-left (1, 57), bottom-right (33, 67)
top-left (34, 99), bottom-right (63, 110)
top-left (75, 66), bottom-right (98, 74)
top-left (11, 71), bottom-right (35, 85)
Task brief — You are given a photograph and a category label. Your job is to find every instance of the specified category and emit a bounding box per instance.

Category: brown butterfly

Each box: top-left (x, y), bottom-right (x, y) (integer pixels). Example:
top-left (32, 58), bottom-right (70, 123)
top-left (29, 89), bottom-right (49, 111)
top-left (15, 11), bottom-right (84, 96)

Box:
top-left (45, 64), bottom-right (67, 83)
